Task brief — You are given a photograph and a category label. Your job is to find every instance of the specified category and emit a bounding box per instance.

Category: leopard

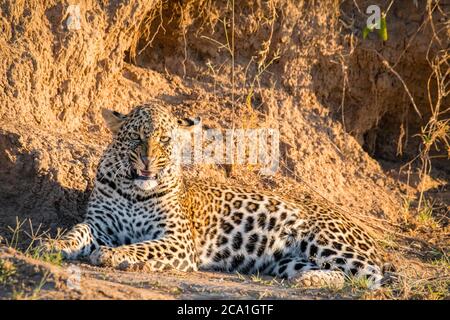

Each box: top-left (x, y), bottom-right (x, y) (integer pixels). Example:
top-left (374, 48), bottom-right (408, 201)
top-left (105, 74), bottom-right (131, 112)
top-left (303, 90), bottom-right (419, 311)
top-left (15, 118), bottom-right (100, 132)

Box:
top-left (47, 103), bottom-right (390, 289)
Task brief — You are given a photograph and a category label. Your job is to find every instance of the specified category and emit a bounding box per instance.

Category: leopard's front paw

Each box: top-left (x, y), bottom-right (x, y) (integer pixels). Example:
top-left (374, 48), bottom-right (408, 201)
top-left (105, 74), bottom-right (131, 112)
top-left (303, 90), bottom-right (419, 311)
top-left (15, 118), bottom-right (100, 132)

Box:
top-left (90, 246), bottom-right (128, 268)
top-left (90, 246), bottom-right (114, 266)
top-left (90, 246), bottom-right (137, 269)
top-left (41, 239), bottom-right (78, 260)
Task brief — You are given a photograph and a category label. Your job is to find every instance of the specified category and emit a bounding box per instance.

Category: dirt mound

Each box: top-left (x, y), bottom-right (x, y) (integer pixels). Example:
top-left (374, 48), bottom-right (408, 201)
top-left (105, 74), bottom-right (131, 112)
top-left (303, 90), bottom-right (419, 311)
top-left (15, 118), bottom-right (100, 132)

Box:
top-left (0, 0), bottom-right (404, 232)
top-left (0, 1), bottom-right (448, 299)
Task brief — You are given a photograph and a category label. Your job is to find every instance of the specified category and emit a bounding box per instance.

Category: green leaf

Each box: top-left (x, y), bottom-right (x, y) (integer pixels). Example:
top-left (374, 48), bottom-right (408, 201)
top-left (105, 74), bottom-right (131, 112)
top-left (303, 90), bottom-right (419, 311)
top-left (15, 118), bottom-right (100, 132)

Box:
top-left (378, 14), bottom-right (388, 41)
top-left (362, 26), bottom-right (372, 39)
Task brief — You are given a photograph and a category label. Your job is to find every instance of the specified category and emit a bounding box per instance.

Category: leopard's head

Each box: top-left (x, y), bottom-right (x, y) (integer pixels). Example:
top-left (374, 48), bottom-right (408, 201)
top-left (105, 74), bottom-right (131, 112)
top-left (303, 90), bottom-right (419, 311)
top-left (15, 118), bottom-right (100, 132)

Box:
top-left (100, 103), bottom-right (201, 192)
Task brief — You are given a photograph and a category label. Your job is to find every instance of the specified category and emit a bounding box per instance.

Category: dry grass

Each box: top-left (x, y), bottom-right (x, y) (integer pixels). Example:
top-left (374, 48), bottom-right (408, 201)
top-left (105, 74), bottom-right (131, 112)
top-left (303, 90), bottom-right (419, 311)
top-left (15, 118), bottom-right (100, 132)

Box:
top-left (0, 259), bottom-right (16, 285)
top-left (392, 2), bottom-right (449, 298)
top-left (3, 217), bottom-right (64, 267)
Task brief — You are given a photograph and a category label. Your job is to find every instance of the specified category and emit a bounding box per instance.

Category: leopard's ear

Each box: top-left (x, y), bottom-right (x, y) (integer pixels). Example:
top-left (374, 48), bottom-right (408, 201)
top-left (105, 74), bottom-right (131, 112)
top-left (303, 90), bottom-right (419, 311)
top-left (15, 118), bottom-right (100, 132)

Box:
top-left (101, 108), bottom-right (127, 134)
top-left (177, 116), bottom-right (202, 131)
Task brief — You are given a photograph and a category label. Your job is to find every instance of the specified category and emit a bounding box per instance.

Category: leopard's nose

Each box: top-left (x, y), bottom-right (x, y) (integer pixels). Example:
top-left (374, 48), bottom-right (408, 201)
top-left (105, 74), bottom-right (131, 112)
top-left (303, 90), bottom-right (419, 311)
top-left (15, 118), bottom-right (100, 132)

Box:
top-left (141, 156), bottom-right (150, 168)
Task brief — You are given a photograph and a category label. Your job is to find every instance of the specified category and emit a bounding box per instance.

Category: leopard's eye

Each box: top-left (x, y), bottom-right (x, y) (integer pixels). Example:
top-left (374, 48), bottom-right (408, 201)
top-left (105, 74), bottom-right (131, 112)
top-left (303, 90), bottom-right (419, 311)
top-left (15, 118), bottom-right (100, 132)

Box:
top-left (160, 136), bottom-right (171, 143)
top-left (130, 133), bottom-right (140, 141)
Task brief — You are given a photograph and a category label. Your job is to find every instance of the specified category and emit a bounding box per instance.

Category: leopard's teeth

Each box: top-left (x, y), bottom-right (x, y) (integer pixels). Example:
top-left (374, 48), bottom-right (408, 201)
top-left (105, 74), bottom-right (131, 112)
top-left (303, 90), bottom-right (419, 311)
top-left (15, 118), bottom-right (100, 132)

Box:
top-left (136, 169), bottom-right (157, 180)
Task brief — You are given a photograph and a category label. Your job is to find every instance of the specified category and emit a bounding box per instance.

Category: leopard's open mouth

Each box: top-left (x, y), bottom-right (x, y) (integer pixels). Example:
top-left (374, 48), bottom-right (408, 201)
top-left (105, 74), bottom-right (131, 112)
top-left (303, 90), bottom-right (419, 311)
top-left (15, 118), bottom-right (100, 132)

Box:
top-left (132, 169), bottom-right (159, 191)
top-left (135, 169), bottom-right (158, 181)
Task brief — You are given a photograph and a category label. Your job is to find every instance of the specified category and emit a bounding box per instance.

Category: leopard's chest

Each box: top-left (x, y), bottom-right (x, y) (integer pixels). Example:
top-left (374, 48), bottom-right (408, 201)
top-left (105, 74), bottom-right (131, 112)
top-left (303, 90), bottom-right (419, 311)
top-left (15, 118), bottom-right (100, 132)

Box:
top-left (87, 191), bottom-right (173, 245)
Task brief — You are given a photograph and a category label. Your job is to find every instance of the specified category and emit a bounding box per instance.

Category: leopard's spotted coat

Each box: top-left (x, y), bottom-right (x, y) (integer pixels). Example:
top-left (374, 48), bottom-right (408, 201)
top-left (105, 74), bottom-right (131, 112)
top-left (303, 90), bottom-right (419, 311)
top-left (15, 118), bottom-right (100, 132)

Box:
top-left (48, 103), bottom-right (388, 289)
